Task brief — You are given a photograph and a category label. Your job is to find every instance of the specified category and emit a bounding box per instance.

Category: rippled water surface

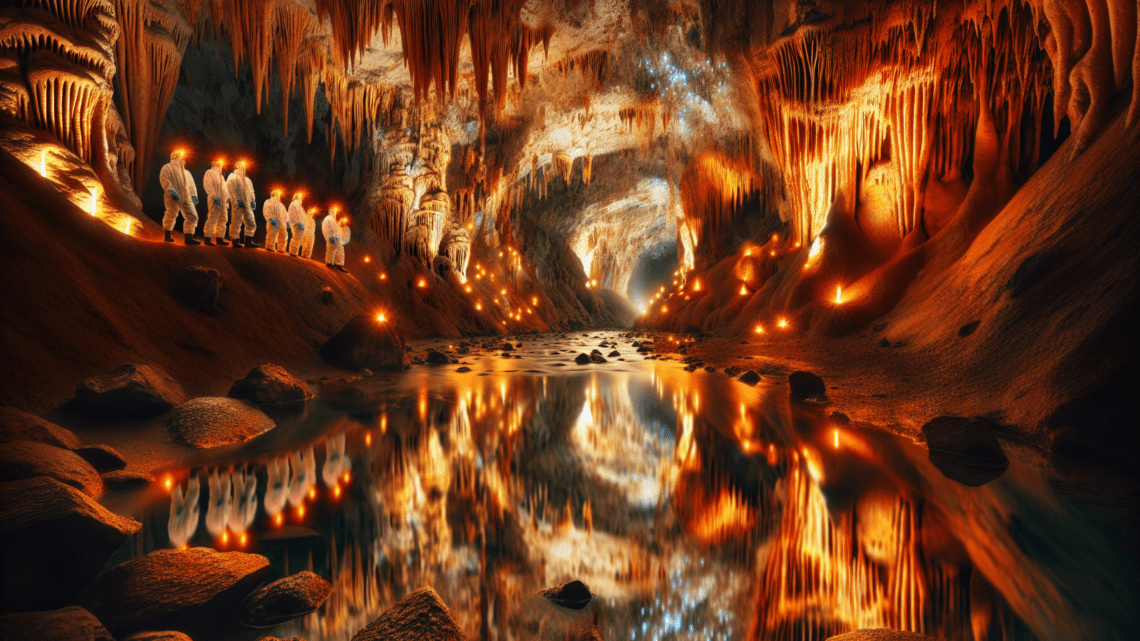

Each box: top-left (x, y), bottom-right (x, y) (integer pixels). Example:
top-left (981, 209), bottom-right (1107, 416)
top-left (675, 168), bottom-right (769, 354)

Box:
top-left (112, 335), bottom-right (1136, 641)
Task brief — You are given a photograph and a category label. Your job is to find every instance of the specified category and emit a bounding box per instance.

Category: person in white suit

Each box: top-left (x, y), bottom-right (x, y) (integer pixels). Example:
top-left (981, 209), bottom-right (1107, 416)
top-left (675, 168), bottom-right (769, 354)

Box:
top-left (226, 161), bottom-right (259, 248)
top-left (262, 189), bottom-right (289, 252)
top-left (201, 158), bottom-right (229, 246)
top-left (286, 192), bottom-right (314, 258)
top-left (160, 150), bottom-right (199, 245)
top-left (322, 208), bottom-right (351, 273)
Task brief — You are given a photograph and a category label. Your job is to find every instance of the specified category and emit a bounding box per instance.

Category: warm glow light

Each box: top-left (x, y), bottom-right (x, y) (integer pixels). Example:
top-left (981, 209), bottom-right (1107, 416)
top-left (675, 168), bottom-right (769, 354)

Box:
top-left (39, 150), bottom-right (47, 177)
top-left (296, 505), bottom-right (305, 519)
top-left (833, 428), bottom-right (840, 449)
top-left (364, 431), bottom-right (372, 446)
top-left (808, 237), bottom-right (823, 260)
top-left (273, 513), bottom-right (283, 527)
top-left (221, 531), bottom-right (229, 545)
top-left (342, 471), bottom-right (350, 483)
top-left (475, 302), bottom-right (482, 310)
top-left (744, 248), bottom-right (752, 256)
top-left (693, 280), bottom-right (702, 292)
top-left (239, 532), bottom-right (247, 546)
top-left (662, 306), bottom-right (668, 313)
top-left (739, 285), bottom-right (747, 295)
top-left (164, 476), bottom-right (172, 491)
top-left (333, 485), bottom-right (341, 498)
top-left (465, 285), bottom-right (472, 292)
top-left (418, 279), bottom-right (426, 288)
top-left (500, 288), bottom-right (506, 295)
top-left (308, 487), bottom-right (316, 500)
top-left (89, 188), bottom-right (98, 216)
top-left (376, 313), bottom-right (386, 322)
top-left (778, 318), bottom-right (788, 328)
top-left (364, 256), bottom-right (370, 263)
top-left (754, 325), bottom-right (764, 334)
top-left (835, 285), bottom-right (843, 304)
top-left (124, 218), bottom-right (131, 235)
top-left (769, 250), bottom-right (776, 257)
top-left (531, 296), bottom-right (538, 305)
top-left (380, 273), bottom-right (387, 280)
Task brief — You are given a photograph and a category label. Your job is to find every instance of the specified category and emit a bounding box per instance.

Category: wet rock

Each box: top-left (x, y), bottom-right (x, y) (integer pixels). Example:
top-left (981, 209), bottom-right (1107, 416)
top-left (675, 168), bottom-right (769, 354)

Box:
top-left (574, 353), bottom-right (590, 365)
top-left (228, 365), bottom-right (313, 405)
top-left (123, 632), bottom-right (193, 641)
top-left (920, 416), bottom-right (1010, 486)
top-left (0, 606), bottom-right (113, 641)
top-left (789, 371), bottom-right (827, 400)
top-left (608, 350), bottom-right (620, 357)
top-left (515, 343), bottom-right (523, 348)
top-left (165, 398), bottom-right (275, 448)
top-left (242, 571), bottom-right (333, 628)
top-left (541, 580), bottom-right (593, 609)
top-left (258, 637), bottom-right (305, 641)
top-left (74, 444), bottom-right (127, 473)
top-left (426, 350), bottom-right (457, 365)
top-left (0, 407), bottom-right (83, 449)
top-left (456, 366), bottom-right (472, 373)
top-left (724, 366), bottom-right (742, 377)
top-left (167, 265), bottom-right (223, 315)
top-left (826, 631), bottom-right (948, 641)
top-left (457, 345), bottom-right (470, 354)
top-left (71, 364), bottom-right (187, 420)
top-left (77, 547), bottom-right (270, 635)
top-left (320, 288), bottom-right (334, 305)
top-left (499, 342), bottom-right (514, 352)
top-left (704, 366), bottom-right (716, 373)
top-left (0, 441), bottom-right (103, 497)
top-left (737, 371), bottom-right (762, 385)
top-left (631, 341), bottom-right (640, 347)
top-left (589, 352), bottom-right (607, 364)
top-left (0, 477), bottom-right (140, 611)
top-left (102, 470), bottom-right (155, 489)
top-left (320, 314), bottom-right (410, 372)
top-left (349, 587), bottom-right (465, 641)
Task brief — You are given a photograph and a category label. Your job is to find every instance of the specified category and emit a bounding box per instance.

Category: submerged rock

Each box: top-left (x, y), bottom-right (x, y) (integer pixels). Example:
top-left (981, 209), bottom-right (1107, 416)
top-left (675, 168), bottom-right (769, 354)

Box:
top-left (789, 371), bottom-right (827, 400)
top-left (589, 352), bottom-right (608, 363)
top-left (165, 398), bottom-right (275, 448)
top-left (724, 366), bottom-right (742, 377)
top-left (0, 440), bottom-right (103, 497)
top-left (426, 350), bottom-right (457, 364)
top-left (242, 571), bottom-right (333, 627)
top-left (228, 364), bottom-right (312, 405)
top-left (167, 265), bottom-right (223, 315)
top-left (71, 364), bottom-right (187, 420)
top-left (921, 416), bottom-right (1009, 486)
top-left (349, 587), bottom-right (465, 641)
top-left (320, 314), bottom-right (410, 372)
top-left (77, 547), bottom-right (270, 635)
top-left (75, 444), bottom-right (127, 472)
top-left (737, 371), bottom-right (762, 385)
top-left (574, 353), bottom-right (590, 365)
top-left (541, 580), bottom-right (593, 609)
top-left (0, 477), bottom-right (140, 611)
top-left (0, 606), bottom-right (113, 641)
top-left (0, 407), bottom-right (83, 449)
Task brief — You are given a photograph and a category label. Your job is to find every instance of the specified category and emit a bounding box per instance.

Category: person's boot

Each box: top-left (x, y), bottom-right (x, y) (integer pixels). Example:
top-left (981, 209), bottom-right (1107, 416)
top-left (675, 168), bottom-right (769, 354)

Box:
top-left (164, 230), bottom-right (174, 243)
top-left (336, 265), bottom-right (349, 273)
top-left (204, 237), bottom-right (215, 246)
top-left (231, 236), bottom-right (243, 248)
top-left (326, 263), bottom-right (335, 269)
top-left (244, 235), bottom-right (261, 249)
top-left (216, 237), bottom-right (230, 246)
top-left (184, 233), bottom-right (201, 246)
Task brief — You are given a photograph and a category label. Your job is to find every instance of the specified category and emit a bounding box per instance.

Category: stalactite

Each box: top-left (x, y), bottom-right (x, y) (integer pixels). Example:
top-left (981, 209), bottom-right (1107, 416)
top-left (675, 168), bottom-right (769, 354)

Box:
top-left (272, 0), bottom-right (319, 135)
top-left (441, 221), bottom-right (471, 279)
top-left (553, 151), bottom-right (573, 184)
top-left (375, 164), bottom-right (415, 250)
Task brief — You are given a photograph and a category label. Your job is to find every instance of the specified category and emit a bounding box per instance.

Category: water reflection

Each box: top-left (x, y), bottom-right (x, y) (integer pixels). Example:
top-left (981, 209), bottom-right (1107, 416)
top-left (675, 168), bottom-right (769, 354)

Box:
top-left (119, 362), bottom-right (1133, 641)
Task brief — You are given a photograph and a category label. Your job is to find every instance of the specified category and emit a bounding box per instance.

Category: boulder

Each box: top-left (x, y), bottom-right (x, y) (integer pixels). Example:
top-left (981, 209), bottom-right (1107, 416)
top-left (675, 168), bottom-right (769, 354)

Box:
top-left (0, 477), bottom-right (140, 611)
top-left (102, 470), bottom-right (155, 489)
top-left (499, 342), bottom-right (514, 352)
top-left (920, 417), bottom-right (1009, 486)
top-left (165, 398), bottom-right (275, 448)
top-left (511, 581), bottom-right (599, 641)
top-left (227, 365), bottom-right (312, 405)
top-left (75, 444), bottom-right (127, 472)
top-left (788, 371), bottom-right (827, 399)
top-left (123, 632), bottom-right (194, 641)
top-left (77, 547), bottom-right (270, 635)
top-left (826, 631), bottom-right (948, 641)
top-left (589, 353), bottom-right (607, 364)
top-left (350, 587), bottom-right (465, 641)
top-left (167, 265), bottom-right (223, 315)
top-left (320, 288), bottom-right (334, 305)
top-left (574, 353), bottom-right (590, 365)
top-left (242, 571), bottom-right (333, 627)
top-left (737, 371), bottom-right (762, 385)
top-left (319, 314), bottom-right (410, 372)
top-left (724, 366), bottom-right (742, 377)
top-left (71, 364), bottom-right (187, 420)
top-left (607, 350), bottom-right (620, 357)
top-left (0, 407), bottom-right (83, 449)
top-left (0, 441), bottom-right (103, 497)
top-left (426, 350), bottom-right (457, 365)
top-left (0, 607), bottom-right (113, 641)
top-left (541, 580), bottom-right (593, 609)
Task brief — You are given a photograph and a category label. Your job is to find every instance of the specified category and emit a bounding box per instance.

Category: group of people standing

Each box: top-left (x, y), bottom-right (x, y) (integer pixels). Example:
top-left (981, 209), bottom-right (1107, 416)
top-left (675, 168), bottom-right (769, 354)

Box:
top-left (159, 150), bottom-right (353, 273)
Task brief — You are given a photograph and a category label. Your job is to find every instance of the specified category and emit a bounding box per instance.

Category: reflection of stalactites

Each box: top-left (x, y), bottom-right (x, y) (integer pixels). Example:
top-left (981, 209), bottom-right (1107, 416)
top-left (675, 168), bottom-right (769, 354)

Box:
top-left (168, 475), bottom-right (200, 547)
top-left (322, 431), bottom-right (347, 487)
top-left (288, 447), bottom-right (316, 506)
top-left (229, 469), bottom-right (257, 532)
top-left (205, 469), bottom-right (232, 536)
top-left (265, 456), bottom-right (289, 517)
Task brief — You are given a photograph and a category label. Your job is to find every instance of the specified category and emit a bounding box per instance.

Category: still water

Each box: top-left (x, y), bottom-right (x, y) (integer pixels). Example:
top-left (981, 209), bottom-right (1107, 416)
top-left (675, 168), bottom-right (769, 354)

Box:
top-left (113, 335), bottom-right (1136, 641)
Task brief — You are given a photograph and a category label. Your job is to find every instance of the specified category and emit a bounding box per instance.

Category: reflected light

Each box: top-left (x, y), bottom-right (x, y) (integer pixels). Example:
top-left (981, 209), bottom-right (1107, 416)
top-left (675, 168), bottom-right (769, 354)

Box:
top-left (833, 428), bottom-right (840, 449)
top-left (739, 285), bottom-right (748, 295)
top-left (89, 188), bottom-right (98, 216)
top-left (39, 149), bottom-right (47, 177)
top-left (835, 285), bottom-right (843, 304)
top-left (163, 476), bottom-right (172, 491)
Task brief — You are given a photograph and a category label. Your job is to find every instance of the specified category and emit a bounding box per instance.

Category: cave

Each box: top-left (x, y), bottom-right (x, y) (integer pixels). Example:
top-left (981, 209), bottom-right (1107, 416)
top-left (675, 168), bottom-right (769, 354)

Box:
top-left (1, 1), bottom-right (1137, 640)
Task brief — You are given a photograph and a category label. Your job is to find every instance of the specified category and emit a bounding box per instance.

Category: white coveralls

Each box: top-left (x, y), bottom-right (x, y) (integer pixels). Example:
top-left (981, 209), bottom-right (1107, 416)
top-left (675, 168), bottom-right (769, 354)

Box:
top-left (226, 168), bottom-right (256, 240)
top-left (202, 166), bottom-right (229, 239)
top-left (322, 215), bottom-right (350, 266)
top-left (263, 195), bottom-right (289, 251)
top-left (160, 157), bottom-right (198, 234)
top-left (287, 199), bottom-right (314, 258)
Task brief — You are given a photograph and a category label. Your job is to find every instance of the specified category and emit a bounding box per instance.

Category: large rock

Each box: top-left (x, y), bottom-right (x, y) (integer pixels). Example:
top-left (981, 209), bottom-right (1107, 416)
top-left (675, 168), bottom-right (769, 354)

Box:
top-left (242, 571), bottom-right (333, 627)
top-left (0, 441), bottom-right (103, 497)
top-left (511, 581), bottom-right (599, 641)
top-left (920, 416), bottom-right (1010, 486)
top-left (0, 477), bottom-right (140, 611)
top-left (319, 314), bottom-right (410, 372)
top-left (71, 364), bottom-right (187, 420)
top-left (827, 631), bottom-right (948, 641)
top-left (350, 587), bottom-right (465, 641)
top-left (0, 407), bottom-right (83, 449)
top-left (77, 547), bottom-right (270, 635)
top-left (167, 265), bottom-right (224, 316)
top-left (0, 606), bottom-right (114, 641)
top-left (75, 444), bottom-right (128, 472)
top-left (788, 371), bottom-right (827, 399)
top-left (541, 580), bottom-right (593, 609)
top-left (227, 365), bottom-right (312, 405)
top-left (165, 398), bottom-right (275, 448)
